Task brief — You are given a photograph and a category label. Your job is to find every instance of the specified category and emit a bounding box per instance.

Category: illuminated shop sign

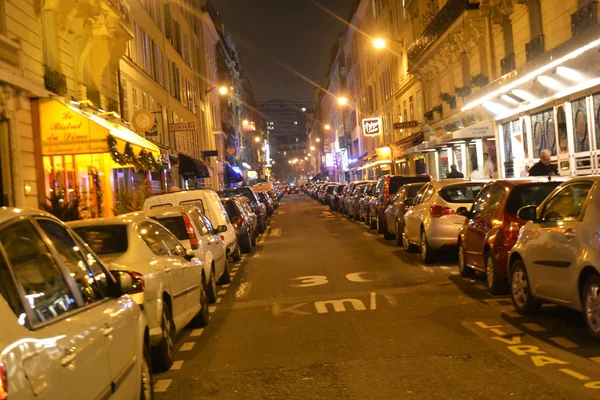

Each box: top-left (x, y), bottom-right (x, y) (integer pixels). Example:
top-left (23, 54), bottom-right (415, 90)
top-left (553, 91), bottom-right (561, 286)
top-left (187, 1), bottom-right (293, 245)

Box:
top-left (361, 117), bottom-right (382, 137)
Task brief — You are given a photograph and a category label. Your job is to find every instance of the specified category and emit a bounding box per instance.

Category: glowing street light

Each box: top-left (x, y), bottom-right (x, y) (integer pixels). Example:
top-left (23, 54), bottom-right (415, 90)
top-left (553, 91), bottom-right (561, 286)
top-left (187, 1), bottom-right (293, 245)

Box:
top-left (338, 97), bottom-right (348, 106)
top-left (243, 119), bottom-right (249, 126)
top-left (218, 86), bottom-right (229, 95)
top-left (310, 146), bottom-right (315, 151)
top-left (316, 138), bottom-right (321, 143)
top-left (254, 136), bottom-right (261, 143)
top-left (304, 157), bottom-right (308, 160)
top-left (373, 38), bottom-right (386, 49)
top-left (324, 124), bottom-right (331, 130)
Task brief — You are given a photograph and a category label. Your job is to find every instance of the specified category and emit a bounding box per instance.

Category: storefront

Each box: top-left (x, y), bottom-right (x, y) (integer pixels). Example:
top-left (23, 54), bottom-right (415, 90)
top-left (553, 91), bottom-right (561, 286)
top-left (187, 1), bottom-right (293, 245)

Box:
top-left (38, 99), bottom-right (161, 218)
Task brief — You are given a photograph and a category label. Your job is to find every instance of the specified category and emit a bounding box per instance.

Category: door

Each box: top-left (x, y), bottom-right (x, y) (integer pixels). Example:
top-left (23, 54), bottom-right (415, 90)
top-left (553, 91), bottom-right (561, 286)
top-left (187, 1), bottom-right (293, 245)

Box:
top-left (465, 185), bottom-right (504, 270)
top-left (0, 218), bottom-right (113, 400)
top-left (526, 181), bottom-right (594, 301)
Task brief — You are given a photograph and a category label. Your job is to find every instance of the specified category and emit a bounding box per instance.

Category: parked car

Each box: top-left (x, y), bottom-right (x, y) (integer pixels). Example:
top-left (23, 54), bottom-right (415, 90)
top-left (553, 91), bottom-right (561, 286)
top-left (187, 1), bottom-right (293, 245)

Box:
top-left (235, 196), bottom-right (259, 245)
top-left (323, 183), bottom-right (339, 206)
top-left (507, 177), bottom-right (600, 339)
top-left (360, 182), bottom-right (377, 223)
top-left (347, 182), bottom-right (370, 219)
top-left (343, 180), bottom-right (371, 216)
top-left (257, 191), bottom-right (275, 216)
top-left (384, 182), bottom-right (428, 242)
top-left (217, 187), bottom-right (267, 233)
top-left (369, 174), bottom-right (431, 233)
top-left (0, 208), bottom-right (153, 399)
top-left (221, 197), bottom-right (254, 253)
top-left (402, 179), bottom-right (486, 263)
top-left (330, 184), bottom-right (347, 212)
top-left (457, 178), bottom-right (564, 294)
top-left (70, 213), bottom-right (208, 371)
top-left (141, 205), bottom-right (231, 302)
top-left (289, 186), bottom-right (299, 194)
top-left (143, 188), bottom-right (242, 262)
top-left (268, 190), bottom-right (280, 208)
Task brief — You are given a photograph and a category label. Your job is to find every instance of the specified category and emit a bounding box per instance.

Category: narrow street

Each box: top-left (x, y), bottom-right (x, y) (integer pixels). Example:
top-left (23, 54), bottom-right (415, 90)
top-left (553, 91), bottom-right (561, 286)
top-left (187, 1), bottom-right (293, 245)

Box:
top-left (155, 195), bottom-right (600, 399)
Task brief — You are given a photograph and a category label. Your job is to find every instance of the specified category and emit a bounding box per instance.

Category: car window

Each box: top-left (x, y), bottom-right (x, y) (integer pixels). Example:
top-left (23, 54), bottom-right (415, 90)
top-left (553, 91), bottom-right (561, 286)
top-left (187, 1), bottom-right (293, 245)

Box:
top-left (421, 186), bottom-right (435, 204)
top-left (375, 178), bottom-right (385, 194)
top-left (470, 185), bottom-right (491, 217)
top-left (406, 184), bottom-right (426, 199)
top-left (439, 184), bottom-right (484, 203)
top-left (0, 219), bottom-right (78, 324)
top-left (393, 190), bottom-right (404, 205)
top-left (180, 199), bottom-right (205, 214)
top-left (389, 176), bottom-right (429, 194)
top-left (139, 221), bottom-right (186, 257)
top-left (197, 211), bottom-right (216, 235)
top-left (413, 184), bottom-right (429, 205)
top-left (222, 200), bottom-right (242, 218)
top-left (70, 234), bottom-right (110, 298)
top-left (37, 219), bottom-right (105, 304)
top-left (73, 225), bottom-right (129, 254)
top-left (480, 184), bottom-right (506, 217)
top-left (0, 250), bottom-right (27, 324)
top-left (541, 182), bottom-right (594, 221)
top-left (505, 182), bottom-right (562, 214)
top-left (151, 216), bottom-right (188, 241)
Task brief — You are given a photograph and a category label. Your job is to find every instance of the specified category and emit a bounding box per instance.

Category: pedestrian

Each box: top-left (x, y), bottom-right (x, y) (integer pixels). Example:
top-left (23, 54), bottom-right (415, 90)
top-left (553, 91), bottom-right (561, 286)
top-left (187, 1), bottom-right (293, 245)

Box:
top-left (483, 153), bottom-right (495, 178)
top-left (447, 164), bottom-right (464, 178)
top-left (528, 149), bottom-right (558, 176)
top-left (470, 167), bottom-right (481, 179)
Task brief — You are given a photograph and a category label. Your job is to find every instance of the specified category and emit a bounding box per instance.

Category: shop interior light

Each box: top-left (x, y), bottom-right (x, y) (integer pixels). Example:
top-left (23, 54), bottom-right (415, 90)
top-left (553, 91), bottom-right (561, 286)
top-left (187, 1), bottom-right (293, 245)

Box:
top-left (482, 101), bottom-right (510, 115)
top-left (555, 66), bottom-right (584, 81)
top-left (500, 94), bottom-right (521, 105)
top-left (537, 75), bottom-right (563, 90)
top-left (510, 89), bottom-right (535, 102)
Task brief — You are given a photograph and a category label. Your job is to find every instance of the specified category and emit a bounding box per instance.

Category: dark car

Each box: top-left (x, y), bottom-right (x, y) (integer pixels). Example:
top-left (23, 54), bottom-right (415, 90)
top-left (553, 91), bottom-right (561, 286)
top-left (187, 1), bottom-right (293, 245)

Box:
top-left (457, 178), bottom-right (565, 294)
top-left (368, 175), bottom-right (431, 233)
top-left (289, 186), bottom-right (299, 194)
top-left (360, 182), bottom-right (377, 222)
top-left (217, 187), bottom-right (267, 233)
top-left (330, 184), bottom-right (347, 212)
top-left (221, 197), bottom-right (254, 254)
top-left (257, 191), bottom-right (275, 216)
top-left (323, 183), bottom-right (339, 207)
top-left (383, 182), bottom-right (427, 242)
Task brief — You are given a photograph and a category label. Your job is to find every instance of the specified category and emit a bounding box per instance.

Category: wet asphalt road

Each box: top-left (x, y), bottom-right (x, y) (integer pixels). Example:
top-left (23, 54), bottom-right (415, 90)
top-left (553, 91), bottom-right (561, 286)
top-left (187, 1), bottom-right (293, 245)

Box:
top-left (154, 194), bottom-right (600, 400)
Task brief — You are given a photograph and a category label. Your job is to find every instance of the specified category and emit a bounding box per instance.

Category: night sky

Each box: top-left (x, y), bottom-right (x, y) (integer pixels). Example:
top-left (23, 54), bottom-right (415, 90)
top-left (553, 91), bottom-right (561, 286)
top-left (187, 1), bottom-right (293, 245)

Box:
top-left (213, 0), bottom-right (355, 103)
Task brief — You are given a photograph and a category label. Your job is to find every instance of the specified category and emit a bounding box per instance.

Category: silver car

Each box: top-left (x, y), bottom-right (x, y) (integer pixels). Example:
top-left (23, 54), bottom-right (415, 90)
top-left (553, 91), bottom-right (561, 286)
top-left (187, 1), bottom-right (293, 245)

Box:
top-left (508, 176), bottom-right (600, 339)
top-left (403, 179), bottom-right (487, 263)
top-left (0, 208), bottom-right (152, 399)
top-left (384, 182), bottom-right (427, 243)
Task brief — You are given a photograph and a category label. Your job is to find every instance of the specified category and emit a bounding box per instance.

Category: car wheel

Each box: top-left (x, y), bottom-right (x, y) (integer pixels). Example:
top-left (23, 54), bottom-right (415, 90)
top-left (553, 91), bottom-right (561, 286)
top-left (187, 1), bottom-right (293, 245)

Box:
top-left (402, 230), bottom-right (417, 253)
top-left (218, 259), bottom-right (231, 284)
top-left (364, 212), bottom-right (370, 225)
top-left (421, 230), bottom-right (436, 264)
top-left (485, 252), bottom-right (508, 295)
top-left (231, 245), bottom-right (242, 262)
top-left (510, 259), bottom-right (541, 314)
top-left (152, 305), bottom-right (174, 371)
top-left (192, 285), bottom-right (210, 327)
top-left (206, 268), bottom-right (218, 303)
top-left (241, 232), bottom-right (252, 253)
top-left (258, 221), bottom-right (266, 234)
top-left (583, 274), bottom-right (600, 340)
top-left (458, 243), bottom-right (474, 278)
top-left (369, 214), bottom-right (377, 230)
top-left (140, 342), bottom-right (153, 400)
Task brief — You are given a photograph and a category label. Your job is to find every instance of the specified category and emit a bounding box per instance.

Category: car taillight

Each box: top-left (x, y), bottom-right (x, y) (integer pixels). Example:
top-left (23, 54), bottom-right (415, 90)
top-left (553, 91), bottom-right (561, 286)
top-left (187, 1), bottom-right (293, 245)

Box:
top-left (182, 213), bottom-right (199, 250)
top-left (502, 213), bottom-right (521, 240)
top-left (127, 271), bottom-right (145, 294)
top-left (429, 205), bottom-right (456, 217)
top-left (0, 358), bottom-right (7, 400)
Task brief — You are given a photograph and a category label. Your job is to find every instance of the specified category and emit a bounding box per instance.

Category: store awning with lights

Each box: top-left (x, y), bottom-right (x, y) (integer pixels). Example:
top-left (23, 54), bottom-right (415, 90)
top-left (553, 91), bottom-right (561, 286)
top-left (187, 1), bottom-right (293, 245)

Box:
top-left (179, 153), bottom-right (210, 178)
top-left (39, 99), bottom-right (159, 161)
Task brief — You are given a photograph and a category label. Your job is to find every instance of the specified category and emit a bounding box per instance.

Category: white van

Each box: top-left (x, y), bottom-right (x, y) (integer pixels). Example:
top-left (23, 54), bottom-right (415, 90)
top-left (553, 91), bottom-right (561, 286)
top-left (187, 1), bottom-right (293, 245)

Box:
top-left (143, 189), bottom-right (242, 261)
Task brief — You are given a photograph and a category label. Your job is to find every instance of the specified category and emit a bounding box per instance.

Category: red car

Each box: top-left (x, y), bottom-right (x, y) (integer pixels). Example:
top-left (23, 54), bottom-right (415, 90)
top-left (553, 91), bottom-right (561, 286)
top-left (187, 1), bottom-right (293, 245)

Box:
top-left (457, 178), bottom-right (564, 294)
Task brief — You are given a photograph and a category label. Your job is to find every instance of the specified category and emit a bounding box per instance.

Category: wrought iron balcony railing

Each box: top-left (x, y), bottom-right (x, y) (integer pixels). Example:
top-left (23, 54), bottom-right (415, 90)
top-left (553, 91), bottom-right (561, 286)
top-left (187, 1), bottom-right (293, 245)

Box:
top-left (525, 34), bottom-right (545, 62)
top-left (407, 0), bottom-right (480, 68)
top-left (44, 65), bottom-right (67, 95)
top-left (107, 0), bottom-right (130, 23)
top-left (500, 53), bottom-right (516, 75)
top-left (85, 85), bottom-right (101, 108)
top-left (571, 1), bottom-right (598, 37)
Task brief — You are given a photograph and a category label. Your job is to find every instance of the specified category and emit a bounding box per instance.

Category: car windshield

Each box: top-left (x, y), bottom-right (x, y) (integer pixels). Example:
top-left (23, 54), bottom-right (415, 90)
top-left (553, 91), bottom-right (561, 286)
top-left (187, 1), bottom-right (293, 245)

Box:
top-left (218, 188), bottom-right (257, 203)
top-left (222, 200), bottom-right (242, 218)
top-left (326, 186), bottom-right (336, 194)
top-left (439, 184), bottom-right (485, 203)
top-left (151, 216), bottom-right (188, 241)
top-left (73, 225), bottom-right (128, 255)
top-left (405, 184), bottom-right (426, 199)
top-left (505, 182), bottom-right (562, 214)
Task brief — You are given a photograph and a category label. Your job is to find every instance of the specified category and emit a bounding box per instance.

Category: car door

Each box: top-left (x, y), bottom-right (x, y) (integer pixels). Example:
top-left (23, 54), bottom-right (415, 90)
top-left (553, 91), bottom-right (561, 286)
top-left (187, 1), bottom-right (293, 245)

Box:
top-left (193, 209), bottom-right (226, 277)
top-left (386, 191), bottom-right (403, 230)
top-left (404, 184), bottom-right (427, 242)
top-left (407, 184), bottom-right (433, 243)
top-left (0, 218), bottom-right (113, 400)
top-left (526, 181), bottom-right (594, 301)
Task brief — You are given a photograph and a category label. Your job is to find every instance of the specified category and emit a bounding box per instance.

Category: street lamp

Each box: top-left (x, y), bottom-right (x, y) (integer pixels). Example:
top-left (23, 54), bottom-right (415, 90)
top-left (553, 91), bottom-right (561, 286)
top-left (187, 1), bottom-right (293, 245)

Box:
top-left (324, 124), bottom-right (331, 131)
top-left (338, 97), bottom-right (348, 106)
top-left (373, 38), bottom-right (386, 49)
top-left (316, 138), bottom-right (321, 143)
top-left (310, 146), bottom-right (315, 151)
top-left (206, 85), bottom-right (229, 95)
top-left (243, 119), bottom-right (249, 126)
top-left (254, 136), bottom-right (261, 143)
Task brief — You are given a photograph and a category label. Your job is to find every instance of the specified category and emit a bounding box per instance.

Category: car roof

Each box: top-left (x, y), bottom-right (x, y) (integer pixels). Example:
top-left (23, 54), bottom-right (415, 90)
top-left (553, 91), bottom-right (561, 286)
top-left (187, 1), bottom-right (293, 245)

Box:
top-left (0, 207), bottom-right (58, 224)
top-left (139, 205), bottom-right (199, 219)
top-left (68, 213), bottom-right (152, 228)
top-left (487, 176), bottom-right (571, 188)
top-left (429, 179), bottom-right (490, 189)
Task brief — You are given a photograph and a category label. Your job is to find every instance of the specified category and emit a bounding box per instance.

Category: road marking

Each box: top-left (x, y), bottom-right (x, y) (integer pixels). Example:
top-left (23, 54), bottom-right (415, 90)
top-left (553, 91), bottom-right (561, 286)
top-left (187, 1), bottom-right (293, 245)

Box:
top-left (235, 263), bottom-right (242, 267)
top-left (383, 294), bottom-right (398, 307)
top-left (180, 342), bottom-right (195, 351)
top-left (216, 298), bottom-right (222, 304)
top-left (522, 323), bottom-right (547, 332)
top-left (502, 310), bottom-right (523, 318)
top-left (475, 321), bottom-right (502, 329)
top-left (559, 369), bottom-right (590, 380)
top-left (230, 272), bottom-right (237, 277)
top-left (272, 302), bottom-right (310, 316)
top-left (440, 266), bottom-right (451, 270)
top-left (591, 357), bottom-right (600, 363)
top-left (154, 379), bottom-right (172, 393)
top-left (549, 337), bottom-right (579, 349)
top-left (235, 282), bottom-right (251, 299)
top-left (271, 228), bottom-right (282, 237)
top-left (222, 284), bottom-right (230, 288)
top-left (190, 328), bottom-right (204, 337)
top-left (315, 298), bottom-right (366, 313)
top-left (231, 268), bottom-right (239, 272)
top-left (170, 360), bottom-right (184, 370)
top-left (346, 272), bottom-right (372, 283)
top-left (218, 290), bottom-right (227, 295)
top-left (279, 210), bottom-right (286, 214)
top-left (361, 231), bottom-right (373, 237)
top-left (370, 292), bottom-right (377, 310)
top-left (209, 305), bottom-right (217, 313)
top-left (289, 275), bottom-right (329, 287)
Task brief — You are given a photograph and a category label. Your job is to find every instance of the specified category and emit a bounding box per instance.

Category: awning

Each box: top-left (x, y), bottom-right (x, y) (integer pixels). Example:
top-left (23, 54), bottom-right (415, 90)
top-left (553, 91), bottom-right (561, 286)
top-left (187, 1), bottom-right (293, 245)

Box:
top-left (225, 164), bottom-right (244, 183)
top-left (179, 153), bottom-right (210, 178)
top-left (39, 99), bottom-right (159, 157)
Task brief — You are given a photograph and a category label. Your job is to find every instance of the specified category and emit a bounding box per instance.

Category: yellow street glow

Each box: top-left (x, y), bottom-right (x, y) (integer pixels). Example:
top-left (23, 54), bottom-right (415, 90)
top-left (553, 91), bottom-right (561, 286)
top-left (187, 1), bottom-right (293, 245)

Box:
top-left (338, 97), bottom-right (348, 106)
top-left (218, 86), bottom-right (229, 95)
top-left (373, 38), bottom-right (386, 49)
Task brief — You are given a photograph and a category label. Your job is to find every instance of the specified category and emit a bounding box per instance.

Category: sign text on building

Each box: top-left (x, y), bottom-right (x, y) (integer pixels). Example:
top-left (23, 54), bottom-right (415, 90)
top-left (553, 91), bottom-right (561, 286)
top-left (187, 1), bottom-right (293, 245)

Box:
top-left (393, 121), bottom-right (419, 129)
top-left (361, 117), bottom-right (382, 137)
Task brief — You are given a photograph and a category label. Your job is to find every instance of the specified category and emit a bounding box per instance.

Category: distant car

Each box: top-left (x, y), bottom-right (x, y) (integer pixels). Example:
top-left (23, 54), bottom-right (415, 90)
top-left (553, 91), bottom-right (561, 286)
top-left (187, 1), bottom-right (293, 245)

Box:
top-left (344, 181), bottom-right (371, 216)
top-left (235, 196), bottom-right (259, 245)
top-left (257, 191), bottom-right (275, 216)
top-left (71, 213), bottom-right (208, 371)
top-left (347, 182), bottom-right (371, 220)
top-left (402, 180), bottom-right (486, 263)
top-left (0, 208), bottom-right (152, 399)
top-left (221, 197), bottom-right (254, 253)
top-left (457, 178), bottom-right (564, 294)
top-left (330, 184), bottom-right (347, 212)
top-left (217, 187), bottom-right (267, 233)
top-left (289, 186), bottom-right (299, 194)
top-left (360, 182), bottom-right (377, 223)
top-left (383, 182), bottom-right (427, 242)
top-left (323, 183), bottom-right (339, 206)
top-left (508, 177), bottom-right (600, 340)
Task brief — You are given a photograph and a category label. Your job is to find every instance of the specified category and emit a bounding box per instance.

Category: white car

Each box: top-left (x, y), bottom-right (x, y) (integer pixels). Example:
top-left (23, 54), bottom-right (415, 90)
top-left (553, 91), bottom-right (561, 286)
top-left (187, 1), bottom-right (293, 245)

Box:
top-left (0, 208), bottom-right (152, 399)
top-left (141, 205), bottom-right (231, 303)
top-left (143, 188), bottom-right (241, 261)
top-left (402, 179), bottom-right (487, 263)
top-left (70, 214), bottom-right (208, 371)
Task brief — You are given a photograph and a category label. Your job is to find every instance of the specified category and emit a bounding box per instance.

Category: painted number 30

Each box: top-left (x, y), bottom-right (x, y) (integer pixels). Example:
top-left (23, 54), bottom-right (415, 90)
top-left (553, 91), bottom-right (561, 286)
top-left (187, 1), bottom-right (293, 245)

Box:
top-left (289, 276), bottom-right (329, 287)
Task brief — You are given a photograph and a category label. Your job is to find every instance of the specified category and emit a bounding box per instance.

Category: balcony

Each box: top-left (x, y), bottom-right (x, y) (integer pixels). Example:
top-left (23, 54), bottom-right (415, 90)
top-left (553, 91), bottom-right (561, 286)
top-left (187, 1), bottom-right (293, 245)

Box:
top-left (85, 85), bottom-right (101, 108)
top-left (525, 34), bottom-right (545, 62)
top-left (44, 65), bottom-right (67, 95)
top-left (500, 53), bottom-right (516, 76)
top-left (407, 0), bottom-right (480, 68)
top-left (107, 0), bottom-right (130, 24)
top-left (571, 1), bottom-right (598, 37)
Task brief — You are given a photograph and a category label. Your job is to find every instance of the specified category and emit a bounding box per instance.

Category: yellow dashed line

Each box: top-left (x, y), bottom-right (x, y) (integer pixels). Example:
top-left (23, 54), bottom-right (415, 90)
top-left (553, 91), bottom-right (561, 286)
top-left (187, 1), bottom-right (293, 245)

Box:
top-left (559, 368), bottom-right (590, 380)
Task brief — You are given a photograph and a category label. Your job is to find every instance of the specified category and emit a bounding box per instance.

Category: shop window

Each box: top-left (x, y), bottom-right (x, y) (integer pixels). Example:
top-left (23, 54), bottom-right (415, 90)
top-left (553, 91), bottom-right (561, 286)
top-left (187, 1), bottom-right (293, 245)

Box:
top-left (522, 120), bottom-right (529, 158)
top-left (557, 106), bottom-right (568, 153)
top-left (572, 98), bottom-right (590, 153)
top-left (546, 117), bottom-right (556, 156)
top-left (502, 123), bottom-right (513, 160)
top-left (594, 94), bottom-right (600, 150)
top-left (531, 109), bottom-right (554, 157)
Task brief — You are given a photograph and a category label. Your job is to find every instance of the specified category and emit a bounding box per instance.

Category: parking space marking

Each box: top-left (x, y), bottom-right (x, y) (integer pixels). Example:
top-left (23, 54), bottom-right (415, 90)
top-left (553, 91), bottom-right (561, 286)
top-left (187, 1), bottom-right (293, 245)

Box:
top-left (209, 305), bottom-right (217, 313)
top-left (235, 263), bottom-right (242, 267)
top-left (231, 268), bottom-right (239, 272)
top-left (170, 360), bottom-right (184, 370)
top-left (502, 310), bottom-right (523, 319)
top-left (230, 272), bottom-right (237, 277)
top-left (154, 379), bottom-right (172, 393)
top-left (560, 369), bottom-right (590, 380)
top-left (271, 228), bottom-right (282, 237)
top-left (522, 323), bottom-right (547, 332)
top-left (440, 266), bottom-right (451, 270)
top-left (549, 337), bottom-right (579, 349)
top-left (190, 328), bottom-right (204, 337)
top-left (218, 290), bottom-right (227, 295)
top-left (180, 342), bottom-right (195, 351)
top-left (216, 298), bottom-right (222, 304)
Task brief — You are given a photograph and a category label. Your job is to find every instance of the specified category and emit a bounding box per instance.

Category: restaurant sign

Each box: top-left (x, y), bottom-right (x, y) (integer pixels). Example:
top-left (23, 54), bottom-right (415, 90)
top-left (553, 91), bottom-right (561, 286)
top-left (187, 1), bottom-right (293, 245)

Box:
top-left (362, 117), bottom-right (382, 137)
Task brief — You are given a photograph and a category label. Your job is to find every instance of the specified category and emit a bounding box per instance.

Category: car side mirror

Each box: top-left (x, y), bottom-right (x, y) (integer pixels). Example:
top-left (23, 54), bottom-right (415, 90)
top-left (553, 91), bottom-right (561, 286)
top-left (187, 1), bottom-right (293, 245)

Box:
top-left (184, 248), bottom-right (195, 261)
top-left (456, 207), bottom-right (469, 217)
top-left (109, 270), bottom-right (134, 297)
top-left (215, 225), bottom-right (227, 233)
top-left (517, 205), bottom-right (537, 221)
top-left (403, 198), bottom-right (413, 206)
